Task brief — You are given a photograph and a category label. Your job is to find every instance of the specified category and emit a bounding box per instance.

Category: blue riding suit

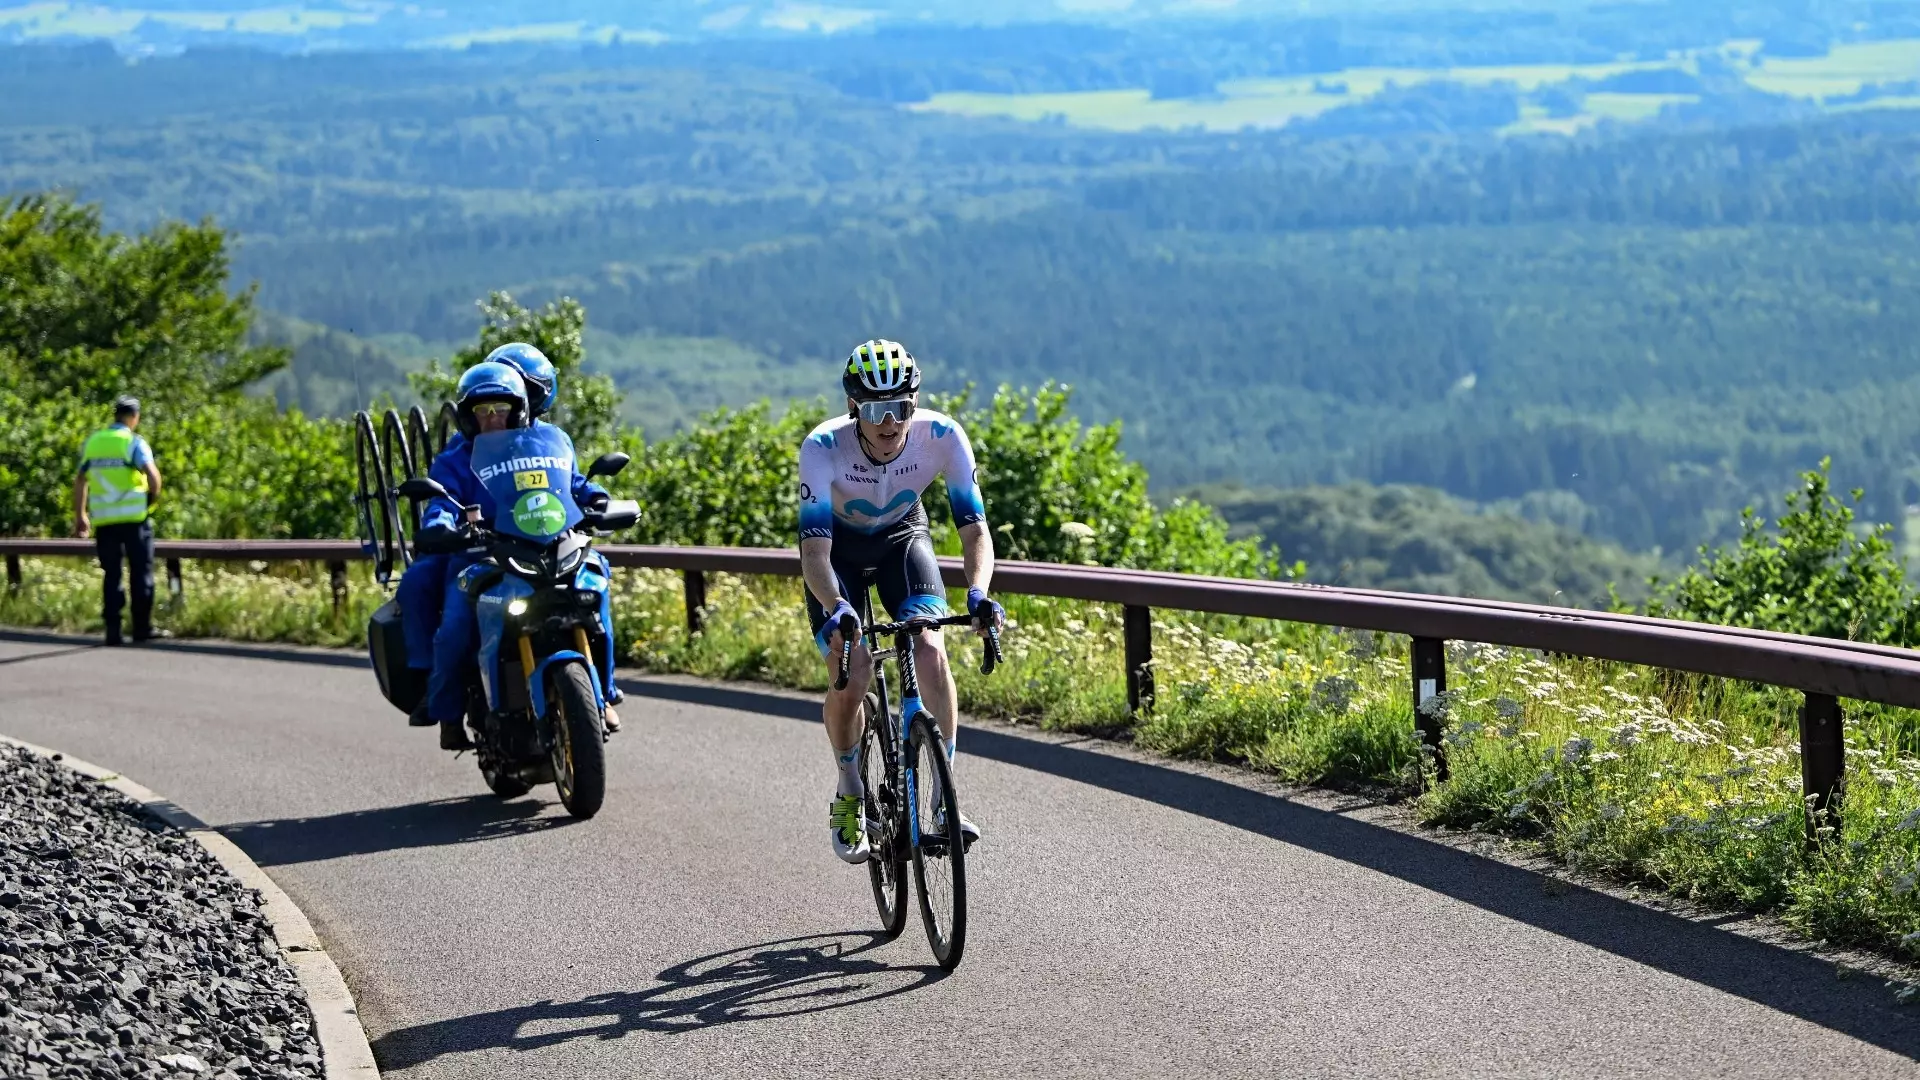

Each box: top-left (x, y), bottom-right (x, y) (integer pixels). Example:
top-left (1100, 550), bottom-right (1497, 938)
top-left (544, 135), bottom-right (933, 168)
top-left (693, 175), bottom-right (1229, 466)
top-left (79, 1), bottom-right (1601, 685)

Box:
top-left (397, 431), bottom-right (467, 671)
top-left (421, 423), bottom-right (616, 724)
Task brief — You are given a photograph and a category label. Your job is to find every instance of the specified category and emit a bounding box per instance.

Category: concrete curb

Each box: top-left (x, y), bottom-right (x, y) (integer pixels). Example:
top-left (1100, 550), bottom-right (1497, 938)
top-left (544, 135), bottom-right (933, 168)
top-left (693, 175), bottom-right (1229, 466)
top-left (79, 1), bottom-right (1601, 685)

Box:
top-left (0, 734), bottom-right (382, 1079)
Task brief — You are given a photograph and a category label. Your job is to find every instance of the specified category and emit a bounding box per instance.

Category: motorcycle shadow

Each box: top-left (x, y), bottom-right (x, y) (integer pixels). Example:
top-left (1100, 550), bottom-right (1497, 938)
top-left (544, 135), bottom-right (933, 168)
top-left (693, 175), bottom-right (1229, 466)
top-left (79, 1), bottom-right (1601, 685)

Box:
top-left (218, 792), bottom-right (576, 867)
top-left (371, 930), bottom-right (944, 1071)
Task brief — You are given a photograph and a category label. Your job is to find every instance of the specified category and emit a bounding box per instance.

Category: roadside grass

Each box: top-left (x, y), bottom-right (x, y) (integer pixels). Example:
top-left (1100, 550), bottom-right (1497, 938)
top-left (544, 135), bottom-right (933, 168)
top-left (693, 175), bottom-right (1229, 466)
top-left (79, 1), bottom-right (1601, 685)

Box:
top-left (6, 559), bottom-right (1919, 969)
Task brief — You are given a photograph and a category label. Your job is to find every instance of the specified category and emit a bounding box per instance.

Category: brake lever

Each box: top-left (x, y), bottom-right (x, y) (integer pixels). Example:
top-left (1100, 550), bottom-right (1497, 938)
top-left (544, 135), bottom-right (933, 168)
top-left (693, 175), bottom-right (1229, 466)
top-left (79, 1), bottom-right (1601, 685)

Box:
top-left (832, 613), bottom-right (856, 691)
top-left (981, 625), bottom-right (1002, 676)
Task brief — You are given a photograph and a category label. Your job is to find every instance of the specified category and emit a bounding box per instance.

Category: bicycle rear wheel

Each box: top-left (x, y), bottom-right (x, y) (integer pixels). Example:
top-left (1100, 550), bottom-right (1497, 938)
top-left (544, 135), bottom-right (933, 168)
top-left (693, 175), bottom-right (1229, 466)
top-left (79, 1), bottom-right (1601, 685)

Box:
top-left (379, 409), bottom-right (416, 566)
top-left (908, 712), bottom-right (967, 970)
top-left (434, 401), bottom-right (458, 456)
top-left (861, 693), bottom-right (908, 939)
top-left (352, 411), bottom-right (395, 584)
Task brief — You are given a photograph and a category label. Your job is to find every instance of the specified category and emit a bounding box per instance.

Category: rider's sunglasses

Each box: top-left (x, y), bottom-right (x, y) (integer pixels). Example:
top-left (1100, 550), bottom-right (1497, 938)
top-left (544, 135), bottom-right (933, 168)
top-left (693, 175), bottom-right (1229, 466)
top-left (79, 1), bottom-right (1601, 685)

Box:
top-left (857, 397), bottom-right (914, 425)
top-left (471, 402), bottom-right (516, 418)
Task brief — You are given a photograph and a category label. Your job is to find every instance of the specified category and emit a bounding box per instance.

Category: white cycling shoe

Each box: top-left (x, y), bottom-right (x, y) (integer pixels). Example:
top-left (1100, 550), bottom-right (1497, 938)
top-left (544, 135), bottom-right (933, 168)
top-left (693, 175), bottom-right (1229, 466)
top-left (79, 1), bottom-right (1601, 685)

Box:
top-left (937, 807), bottom-right (981, 845)
top-left (830, 793), bottom-right (870, 864)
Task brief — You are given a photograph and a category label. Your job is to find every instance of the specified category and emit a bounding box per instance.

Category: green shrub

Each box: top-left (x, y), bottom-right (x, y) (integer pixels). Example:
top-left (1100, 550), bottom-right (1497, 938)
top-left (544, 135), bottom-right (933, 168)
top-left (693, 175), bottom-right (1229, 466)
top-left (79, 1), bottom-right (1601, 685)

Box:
top-left (1644, 458), bottom-right (1920, 645)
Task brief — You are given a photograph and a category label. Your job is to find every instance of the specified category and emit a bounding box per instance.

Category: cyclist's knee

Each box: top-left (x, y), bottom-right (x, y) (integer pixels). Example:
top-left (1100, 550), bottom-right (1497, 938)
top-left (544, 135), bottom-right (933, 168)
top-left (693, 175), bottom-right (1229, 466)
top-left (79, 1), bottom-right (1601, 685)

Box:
top-left (824, 643), bottom-right (874, 693)
top-left (913, 632), bottom-right (950, 671)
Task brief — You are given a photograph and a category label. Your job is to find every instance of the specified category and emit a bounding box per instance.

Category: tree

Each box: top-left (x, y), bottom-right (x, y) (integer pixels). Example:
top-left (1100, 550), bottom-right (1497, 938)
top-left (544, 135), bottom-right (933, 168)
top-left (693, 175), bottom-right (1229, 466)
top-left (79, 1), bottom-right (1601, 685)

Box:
top-left (0, 193), bottom-right (286, 411)
top-left (408, 291), bottom-right (623, 453)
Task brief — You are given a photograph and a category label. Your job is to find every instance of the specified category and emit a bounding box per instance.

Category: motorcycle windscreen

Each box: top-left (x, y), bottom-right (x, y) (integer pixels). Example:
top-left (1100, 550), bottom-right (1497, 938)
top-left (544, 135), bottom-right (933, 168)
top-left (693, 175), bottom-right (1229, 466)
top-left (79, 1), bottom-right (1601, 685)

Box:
top-left (469, 426), bottom-right (584, 543)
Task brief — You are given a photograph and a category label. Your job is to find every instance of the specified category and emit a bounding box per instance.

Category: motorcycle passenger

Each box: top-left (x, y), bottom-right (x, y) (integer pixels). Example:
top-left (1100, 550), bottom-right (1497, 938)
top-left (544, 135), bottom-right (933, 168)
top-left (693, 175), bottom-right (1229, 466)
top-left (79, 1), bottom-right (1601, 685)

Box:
top-left (415, 361), bottom-right (615, 751)
top-left (398, 343), bottom-right (627, 731)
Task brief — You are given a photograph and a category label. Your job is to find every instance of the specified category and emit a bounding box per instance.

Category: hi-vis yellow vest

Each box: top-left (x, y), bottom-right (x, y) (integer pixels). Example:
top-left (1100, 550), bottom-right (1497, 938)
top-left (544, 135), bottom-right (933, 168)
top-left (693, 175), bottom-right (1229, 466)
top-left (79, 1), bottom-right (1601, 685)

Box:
top-left (81, 427), bottom-right (149, 526)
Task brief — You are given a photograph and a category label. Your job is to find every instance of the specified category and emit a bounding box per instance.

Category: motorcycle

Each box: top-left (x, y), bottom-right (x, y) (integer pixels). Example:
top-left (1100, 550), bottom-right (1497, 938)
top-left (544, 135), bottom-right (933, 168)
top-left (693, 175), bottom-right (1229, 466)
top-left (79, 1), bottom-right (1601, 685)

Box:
top-left (395, 425), bottom-right (639, 819)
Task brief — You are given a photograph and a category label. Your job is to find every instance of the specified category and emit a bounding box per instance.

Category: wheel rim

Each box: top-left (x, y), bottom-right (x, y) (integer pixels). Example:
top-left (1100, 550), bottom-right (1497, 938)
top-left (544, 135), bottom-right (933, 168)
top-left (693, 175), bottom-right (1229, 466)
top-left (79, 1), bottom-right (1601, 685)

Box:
top-left (911, 724), bottom-right (960, 957)
top-left (379, 410), bottom-right (414, 567)
top-left (862, 714), bottom-right (904, 930)
top-left (352, 412), bottom-right (392, 583)
top-left (549, 682), bottom-right (576, 803)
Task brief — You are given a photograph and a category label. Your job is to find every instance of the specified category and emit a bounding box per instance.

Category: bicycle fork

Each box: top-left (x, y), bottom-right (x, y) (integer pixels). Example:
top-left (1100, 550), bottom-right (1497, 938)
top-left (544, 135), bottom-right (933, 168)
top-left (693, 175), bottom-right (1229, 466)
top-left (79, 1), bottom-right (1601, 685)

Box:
top-left (893, 628), bottom-right (930, 851)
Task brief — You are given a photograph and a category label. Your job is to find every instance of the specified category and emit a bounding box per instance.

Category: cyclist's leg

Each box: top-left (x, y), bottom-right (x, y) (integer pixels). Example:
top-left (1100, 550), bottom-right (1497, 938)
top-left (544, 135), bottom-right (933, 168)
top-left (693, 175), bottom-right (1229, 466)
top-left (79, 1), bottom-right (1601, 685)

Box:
top-left (876, 523), bottom-right (977, 840)
top-left (876, 522), bottom-right (958, 745)
top-left (807, 553), bottom-right (874, 863)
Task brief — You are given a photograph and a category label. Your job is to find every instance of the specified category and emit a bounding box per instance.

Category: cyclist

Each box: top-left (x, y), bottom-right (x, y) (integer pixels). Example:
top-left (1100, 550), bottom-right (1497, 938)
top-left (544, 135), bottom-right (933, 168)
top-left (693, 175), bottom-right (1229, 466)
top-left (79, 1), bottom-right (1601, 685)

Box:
top-left (799, 338), bottom-right (1006, 864)
top-left (398, 343), bottom-right (626, 734)
top-left (414, 361), bottom-right (614, 751)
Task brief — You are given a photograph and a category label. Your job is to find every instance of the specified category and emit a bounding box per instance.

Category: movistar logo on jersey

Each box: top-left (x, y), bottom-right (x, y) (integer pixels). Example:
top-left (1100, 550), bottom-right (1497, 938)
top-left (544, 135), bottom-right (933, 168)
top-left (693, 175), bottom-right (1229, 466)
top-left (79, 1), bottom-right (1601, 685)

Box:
top-left (478, 455), bottom-right (571, 482)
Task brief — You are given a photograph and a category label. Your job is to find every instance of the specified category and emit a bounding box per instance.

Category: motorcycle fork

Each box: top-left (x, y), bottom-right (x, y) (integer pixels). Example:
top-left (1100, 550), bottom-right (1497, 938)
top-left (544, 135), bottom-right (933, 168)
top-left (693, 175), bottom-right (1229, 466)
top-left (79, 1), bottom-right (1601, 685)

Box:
top-left (517, 633), bottom-right (538, 704)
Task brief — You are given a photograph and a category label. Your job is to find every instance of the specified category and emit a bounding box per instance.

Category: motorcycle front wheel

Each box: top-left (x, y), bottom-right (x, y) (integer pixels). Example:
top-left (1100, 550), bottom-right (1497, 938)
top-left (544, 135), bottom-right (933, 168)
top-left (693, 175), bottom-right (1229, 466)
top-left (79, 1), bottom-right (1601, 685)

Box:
top-left (548, 661), bottom-right (607, 819)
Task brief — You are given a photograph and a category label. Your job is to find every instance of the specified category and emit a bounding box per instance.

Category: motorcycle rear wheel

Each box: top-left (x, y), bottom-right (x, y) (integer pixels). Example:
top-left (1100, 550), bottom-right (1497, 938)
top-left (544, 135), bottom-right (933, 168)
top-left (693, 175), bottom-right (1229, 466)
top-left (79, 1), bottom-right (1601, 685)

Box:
top-left (549, 662), bottom-right (607, 820)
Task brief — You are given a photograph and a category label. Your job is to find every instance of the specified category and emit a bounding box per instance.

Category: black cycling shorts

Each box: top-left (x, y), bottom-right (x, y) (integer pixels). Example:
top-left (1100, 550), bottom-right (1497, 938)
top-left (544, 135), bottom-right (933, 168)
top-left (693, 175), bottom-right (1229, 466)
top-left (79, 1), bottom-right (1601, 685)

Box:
top-left (804, 503), bottom-right (950, 657)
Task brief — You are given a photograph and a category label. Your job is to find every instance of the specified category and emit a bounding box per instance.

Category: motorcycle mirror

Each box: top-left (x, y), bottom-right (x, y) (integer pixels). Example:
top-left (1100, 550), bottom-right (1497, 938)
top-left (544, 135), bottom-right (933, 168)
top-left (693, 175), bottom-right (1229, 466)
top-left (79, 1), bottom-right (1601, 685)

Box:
top-left (398, 477), bottom-right (450, 502)
top-left (587, 452), bottom-right (630, 478)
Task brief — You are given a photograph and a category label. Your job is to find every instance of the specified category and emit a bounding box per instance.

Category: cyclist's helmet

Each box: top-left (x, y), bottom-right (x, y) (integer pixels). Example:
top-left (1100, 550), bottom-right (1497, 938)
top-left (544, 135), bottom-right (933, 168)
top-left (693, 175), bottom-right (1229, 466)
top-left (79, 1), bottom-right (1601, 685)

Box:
top-left (842, 338), bottom-right (921, 401)
top-left (484, 342), bottom-right (556, 418)
top-left (453, 361), bottom-right (531, 438)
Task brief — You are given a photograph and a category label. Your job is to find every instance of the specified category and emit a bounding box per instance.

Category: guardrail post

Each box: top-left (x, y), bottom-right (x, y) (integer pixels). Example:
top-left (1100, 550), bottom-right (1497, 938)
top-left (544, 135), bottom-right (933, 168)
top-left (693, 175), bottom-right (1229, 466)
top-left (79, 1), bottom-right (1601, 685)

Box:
top-left (1800, 692), bottom-right (1845, 842)
top-left (683, 569), bottom-right (707, 635)
top-left (1412, 637), bottom-right (1448, 781)
top-left (1125, 605), bottom-right (1153, 716)
top-left (328, 561), bottom-right (348, 616)
top-left (165, 557), bottom-right (183, 607)
top-left (5, 553), bottom-right (18, 593)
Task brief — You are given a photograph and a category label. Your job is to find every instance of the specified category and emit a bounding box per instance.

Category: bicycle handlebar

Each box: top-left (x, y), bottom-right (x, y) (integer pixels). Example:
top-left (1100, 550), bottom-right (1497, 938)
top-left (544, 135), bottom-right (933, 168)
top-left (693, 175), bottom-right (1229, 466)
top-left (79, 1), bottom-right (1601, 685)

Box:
top-left (861, 613), bottom-right (1002, 676)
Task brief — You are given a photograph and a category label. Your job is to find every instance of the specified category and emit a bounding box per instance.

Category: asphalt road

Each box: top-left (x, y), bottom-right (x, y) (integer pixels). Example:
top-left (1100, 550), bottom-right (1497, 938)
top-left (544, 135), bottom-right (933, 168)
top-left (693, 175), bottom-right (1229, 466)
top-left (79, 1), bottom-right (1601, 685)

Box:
top-left (3, 632), bottom-right (1919, 1079)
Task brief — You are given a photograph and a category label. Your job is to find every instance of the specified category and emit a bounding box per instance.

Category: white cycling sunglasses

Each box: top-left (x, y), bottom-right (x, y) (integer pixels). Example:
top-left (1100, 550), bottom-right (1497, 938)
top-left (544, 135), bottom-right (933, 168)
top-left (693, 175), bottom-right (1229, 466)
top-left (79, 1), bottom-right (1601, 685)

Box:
top-left (857, 397), bottom-right (915, 425)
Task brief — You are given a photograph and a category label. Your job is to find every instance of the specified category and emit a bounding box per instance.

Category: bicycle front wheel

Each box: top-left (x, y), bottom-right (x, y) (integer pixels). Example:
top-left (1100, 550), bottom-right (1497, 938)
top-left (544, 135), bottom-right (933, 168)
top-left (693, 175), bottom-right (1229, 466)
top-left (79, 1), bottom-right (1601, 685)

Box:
top-left (908, 712), bottom-right (966, 970)
top-left (861, 693), bottom-right (908, 939)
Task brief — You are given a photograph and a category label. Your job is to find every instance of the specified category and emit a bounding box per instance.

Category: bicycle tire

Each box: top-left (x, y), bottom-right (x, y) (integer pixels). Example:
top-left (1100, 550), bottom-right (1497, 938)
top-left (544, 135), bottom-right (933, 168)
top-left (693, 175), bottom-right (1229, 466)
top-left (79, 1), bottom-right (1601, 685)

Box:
top-left (908, 712), bottom-right (967, 971)
top-left (352, 411), bottom-right (394, 585)
top-left (434, 401), bottom-right (458, 456)
top-left (861, 692), bottom-right (908, 939)
top-left (379, 409), bottom-right (416, 565)
top-left (405, 405), bottom-right (432, 474)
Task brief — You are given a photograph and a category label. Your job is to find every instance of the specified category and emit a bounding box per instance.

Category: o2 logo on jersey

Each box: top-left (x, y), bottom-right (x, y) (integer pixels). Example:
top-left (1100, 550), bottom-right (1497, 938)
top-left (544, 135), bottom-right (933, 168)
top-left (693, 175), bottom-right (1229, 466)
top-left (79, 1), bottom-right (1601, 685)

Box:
top-left (799, 483), bottom-right (816, 504)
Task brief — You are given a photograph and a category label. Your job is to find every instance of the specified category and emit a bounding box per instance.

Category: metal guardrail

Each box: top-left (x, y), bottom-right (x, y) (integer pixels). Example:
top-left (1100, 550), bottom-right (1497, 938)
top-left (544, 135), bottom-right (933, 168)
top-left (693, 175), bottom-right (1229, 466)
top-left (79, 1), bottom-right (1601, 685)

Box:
top-left (4, 534), bottom-right (1910, 839)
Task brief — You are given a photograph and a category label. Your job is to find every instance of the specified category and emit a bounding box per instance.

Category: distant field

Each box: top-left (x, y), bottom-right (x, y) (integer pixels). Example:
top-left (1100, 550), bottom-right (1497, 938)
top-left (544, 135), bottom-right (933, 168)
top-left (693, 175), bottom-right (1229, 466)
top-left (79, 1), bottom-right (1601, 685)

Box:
top-left (0, 2), bottom-right (377, 36)
top-left (1744, 38), bottom-right (1920, 100)
top-left (911, 37), bottom-right (1920, 135)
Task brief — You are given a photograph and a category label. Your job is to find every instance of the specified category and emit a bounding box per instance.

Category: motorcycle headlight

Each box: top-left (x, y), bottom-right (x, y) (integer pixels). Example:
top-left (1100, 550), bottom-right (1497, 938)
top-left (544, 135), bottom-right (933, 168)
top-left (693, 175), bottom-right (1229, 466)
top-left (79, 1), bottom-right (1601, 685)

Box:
top-left (507, 556), bottom-right (540, 577)
top-left (556, 545), bottom-right (587, 576)
top-left (507, 598), bottom-right (529, 617)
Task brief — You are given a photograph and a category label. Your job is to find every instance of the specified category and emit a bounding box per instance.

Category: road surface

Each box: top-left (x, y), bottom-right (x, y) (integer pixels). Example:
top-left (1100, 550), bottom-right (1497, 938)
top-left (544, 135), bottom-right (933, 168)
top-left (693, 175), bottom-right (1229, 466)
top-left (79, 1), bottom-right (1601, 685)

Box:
top-left (2, 632), bottom-right (1916, 1078)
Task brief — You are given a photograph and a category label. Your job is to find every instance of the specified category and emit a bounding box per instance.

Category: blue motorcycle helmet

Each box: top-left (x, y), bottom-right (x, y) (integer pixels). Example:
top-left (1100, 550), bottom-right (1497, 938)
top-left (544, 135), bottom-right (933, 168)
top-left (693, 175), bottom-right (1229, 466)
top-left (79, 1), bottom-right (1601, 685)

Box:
top-left (484, 342), bottom-right (556, 418)
top-left (453, 361), bottom-right (531, 438)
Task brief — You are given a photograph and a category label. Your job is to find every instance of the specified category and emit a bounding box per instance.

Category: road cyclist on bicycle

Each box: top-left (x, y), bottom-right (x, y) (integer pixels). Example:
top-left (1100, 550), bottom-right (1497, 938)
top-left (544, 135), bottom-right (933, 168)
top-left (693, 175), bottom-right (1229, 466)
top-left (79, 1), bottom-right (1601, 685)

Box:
top-left (799, 338), bottom-right (1007, 864)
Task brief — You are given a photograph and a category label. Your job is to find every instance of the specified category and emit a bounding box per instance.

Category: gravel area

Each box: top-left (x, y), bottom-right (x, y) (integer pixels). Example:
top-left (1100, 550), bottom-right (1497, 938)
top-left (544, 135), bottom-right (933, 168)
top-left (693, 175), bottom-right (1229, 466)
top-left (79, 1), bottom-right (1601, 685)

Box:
top-left (0, 745), bottom-right (323, 1080)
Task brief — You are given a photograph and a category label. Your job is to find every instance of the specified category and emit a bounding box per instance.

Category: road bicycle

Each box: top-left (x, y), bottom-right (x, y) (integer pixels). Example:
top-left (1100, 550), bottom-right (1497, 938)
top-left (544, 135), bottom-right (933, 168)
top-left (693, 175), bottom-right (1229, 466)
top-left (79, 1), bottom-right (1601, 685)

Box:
top-left (832, 602), bottom-right (1000, 971)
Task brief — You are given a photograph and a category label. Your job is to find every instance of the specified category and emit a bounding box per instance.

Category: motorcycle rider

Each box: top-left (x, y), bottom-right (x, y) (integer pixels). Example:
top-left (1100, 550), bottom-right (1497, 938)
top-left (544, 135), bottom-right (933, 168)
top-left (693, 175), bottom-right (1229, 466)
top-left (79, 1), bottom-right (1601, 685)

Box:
top-left (414, 361), bottom-right (616, 751)
top-left (399, 343), bottom-right (626, 733)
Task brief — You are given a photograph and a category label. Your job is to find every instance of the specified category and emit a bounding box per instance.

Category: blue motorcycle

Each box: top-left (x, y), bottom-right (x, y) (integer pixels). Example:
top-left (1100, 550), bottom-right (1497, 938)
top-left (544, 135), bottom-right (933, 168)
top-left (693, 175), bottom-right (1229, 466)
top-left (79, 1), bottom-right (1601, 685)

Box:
top-left (399, 426), bottom-right (638, 819)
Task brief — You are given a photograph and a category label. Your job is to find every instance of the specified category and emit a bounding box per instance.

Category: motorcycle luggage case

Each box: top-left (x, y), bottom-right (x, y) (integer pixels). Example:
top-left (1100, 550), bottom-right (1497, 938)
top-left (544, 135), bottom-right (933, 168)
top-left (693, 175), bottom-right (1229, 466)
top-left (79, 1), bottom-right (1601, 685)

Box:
top-left (368, 597), bottom-right (425, 714)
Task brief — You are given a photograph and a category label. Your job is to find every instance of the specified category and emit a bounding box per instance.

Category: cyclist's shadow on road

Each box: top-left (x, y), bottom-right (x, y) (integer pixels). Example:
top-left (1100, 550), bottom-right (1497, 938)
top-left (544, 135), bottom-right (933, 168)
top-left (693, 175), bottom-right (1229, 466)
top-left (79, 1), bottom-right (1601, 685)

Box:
top-left (371, 930), bottom-right (943, 1071)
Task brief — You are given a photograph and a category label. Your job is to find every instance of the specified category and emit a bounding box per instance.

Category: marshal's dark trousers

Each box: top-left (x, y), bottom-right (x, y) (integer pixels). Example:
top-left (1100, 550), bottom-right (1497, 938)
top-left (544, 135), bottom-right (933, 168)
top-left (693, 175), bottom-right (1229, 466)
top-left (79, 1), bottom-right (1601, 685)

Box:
top-left (95, 519), bottom-right (155, 644)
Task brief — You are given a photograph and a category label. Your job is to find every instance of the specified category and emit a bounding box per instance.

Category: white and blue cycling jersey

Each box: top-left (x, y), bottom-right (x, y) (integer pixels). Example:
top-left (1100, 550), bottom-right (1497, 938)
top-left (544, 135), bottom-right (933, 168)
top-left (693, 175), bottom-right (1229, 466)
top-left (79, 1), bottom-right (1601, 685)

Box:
top-left (797, 409), bottom-right (986, 539)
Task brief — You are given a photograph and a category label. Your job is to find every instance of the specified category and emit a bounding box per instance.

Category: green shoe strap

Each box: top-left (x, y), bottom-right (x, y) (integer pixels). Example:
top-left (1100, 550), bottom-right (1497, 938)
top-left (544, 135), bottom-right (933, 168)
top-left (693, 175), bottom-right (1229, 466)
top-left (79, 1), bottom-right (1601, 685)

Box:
top-left (830, 795), bottom-right (863, 843)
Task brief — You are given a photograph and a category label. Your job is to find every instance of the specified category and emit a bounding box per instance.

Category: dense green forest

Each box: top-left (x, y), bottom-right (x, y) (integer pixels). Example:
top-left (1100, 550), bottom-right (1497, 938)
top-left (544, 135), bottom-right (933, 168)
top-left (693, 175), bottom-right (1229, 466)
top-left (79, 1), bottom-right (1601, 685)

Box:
top-left (1190, 482), bottom-right (1668, 605)
top-left (9, 13), bottom-right (1920, 561)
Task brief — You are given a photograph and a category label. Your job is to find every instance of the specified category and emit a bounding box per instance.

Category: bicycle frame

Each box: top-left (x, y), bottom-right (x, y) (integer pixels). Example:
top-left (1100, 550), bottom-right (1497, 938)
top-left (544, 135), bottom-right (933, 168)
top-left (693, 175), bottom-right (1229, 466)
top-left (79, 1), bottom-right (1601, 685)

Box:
top-left (837, 601), bottom-right (1000, 856)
